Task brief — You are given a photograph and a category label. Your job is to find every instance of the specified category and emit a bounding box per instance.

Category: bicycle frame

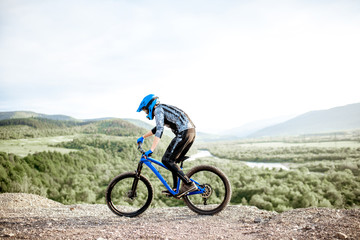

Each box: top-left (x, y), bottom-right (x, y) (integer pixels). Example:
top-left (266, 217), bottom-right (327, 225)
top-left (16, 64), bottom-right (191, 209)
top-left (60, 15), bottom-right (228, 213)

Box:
top-left (136, 154), bottom-right (205, 197)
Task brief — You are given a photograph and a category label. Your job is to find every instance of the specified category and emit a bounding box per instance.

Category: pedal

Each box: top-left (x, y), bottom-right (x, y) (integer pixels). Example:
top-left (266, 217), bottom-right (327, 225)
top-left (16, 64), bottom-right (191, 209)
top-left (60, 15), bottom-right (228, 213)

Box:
top-left (161, 190), bottom-right (173, 197)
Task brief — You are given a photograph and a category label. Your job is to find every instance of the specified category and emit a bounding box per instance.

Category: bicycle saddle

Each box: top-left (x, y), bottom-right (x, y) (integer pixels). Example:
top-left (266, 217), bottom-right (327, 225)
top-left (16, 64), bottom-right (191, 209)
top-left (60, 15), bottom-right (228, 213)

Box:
top-left (176, 156), bottom-right (190, 163)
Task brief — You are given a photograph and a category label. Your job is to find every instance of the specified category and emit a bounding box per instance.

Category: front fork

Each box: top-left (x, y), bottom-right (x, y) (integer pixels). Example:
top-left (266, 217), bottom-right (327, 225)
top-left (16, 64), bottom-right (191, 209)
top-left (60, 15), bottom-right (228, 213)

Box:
top-left (129, 162), bottom-right (143, 198)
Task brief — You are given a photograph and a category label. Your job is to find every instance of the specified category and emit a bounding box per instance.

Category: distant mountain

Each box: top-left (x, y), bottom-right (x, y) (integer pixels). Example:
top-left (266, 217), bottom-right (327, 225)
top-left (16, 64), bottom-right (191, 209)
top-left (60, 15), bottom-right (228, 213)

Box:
top-left (122, 118), bottom-right (154, 130)
top-left (122, 118), bottom-right (178, 138)
top-left (123, 118), bottom-right (235, 141)
top-left (3, 102), bottom-right (360, 140)
top-left (195, 132), bottom-right (238, 142)
top-left (249, 103), bottom-right (360, 137)
top-left (83, 117), bottom-right (115, 122)
top-left (0, 111), bottom-right (77, 121)
top-left (0, 111), bottom-right (119, 123)
top-left (220, 115), bottom-right (295, 138)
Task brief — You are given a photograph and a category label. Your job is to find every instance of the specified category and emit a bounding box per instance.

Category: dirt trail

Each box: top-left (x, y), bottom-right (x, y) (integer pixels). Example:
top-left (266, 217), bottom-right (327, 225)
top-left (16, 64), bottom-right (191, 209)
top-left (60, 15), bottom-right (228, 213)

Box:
top-left (1, 193), bottom-right (359, 239)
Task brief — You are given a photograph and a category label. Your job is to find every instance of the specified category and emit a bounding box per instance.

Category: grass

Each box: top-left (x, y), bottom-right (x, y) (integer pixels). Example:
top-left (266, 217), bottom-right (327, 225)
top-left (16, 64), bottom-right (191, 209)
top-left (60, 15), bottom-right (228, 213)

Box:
top-left (0, 134), bottom-right (140, 157)
top-left (0, 135), bottom-right (77, 157)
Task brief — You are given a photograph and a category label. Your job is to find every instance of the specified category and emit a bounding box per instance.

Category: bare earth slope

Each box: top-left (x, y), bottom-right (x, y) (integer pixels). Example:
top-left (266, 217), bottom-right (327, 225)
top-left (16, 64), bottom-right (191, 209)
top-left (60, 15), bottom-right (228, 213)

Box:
top-left (0, 193), bottom-right (359, 240)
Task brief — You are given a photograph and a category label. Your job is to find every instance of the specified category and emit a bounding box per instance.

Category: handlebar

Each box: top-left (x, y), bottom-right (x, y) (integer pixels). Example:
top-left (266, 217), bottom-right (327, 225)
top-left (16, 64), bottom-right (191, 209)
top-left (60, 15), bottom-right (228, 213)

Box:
top-left (137, 143), bottom-right (146, 155)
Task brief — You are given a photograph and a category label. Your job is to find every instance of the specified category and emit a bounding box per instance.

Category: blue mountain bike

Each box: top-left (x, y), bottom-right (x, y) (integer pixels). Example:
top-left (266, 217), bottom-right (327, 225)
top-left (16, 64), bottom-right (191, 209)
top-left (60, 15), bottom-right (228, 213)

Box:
top-left (106, 143), bottom-right (231, 217)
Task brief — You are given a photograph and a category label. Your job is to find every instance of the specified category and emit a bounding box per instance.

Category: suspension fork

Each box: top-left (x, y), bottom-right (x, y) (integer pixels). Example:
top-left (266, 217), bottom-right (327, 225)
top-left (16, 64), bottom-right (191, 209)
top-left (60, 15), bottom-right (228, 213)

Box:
top-left (129, 162), bottom-right (143, 198)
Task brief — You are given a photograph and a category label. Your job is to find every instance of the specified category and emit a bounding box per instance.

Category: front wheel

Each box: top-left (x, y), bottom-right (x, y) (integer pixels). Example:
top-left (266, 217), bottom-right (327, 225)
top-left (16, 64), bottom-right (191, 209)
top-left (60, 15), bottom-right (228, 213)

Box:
top-left (183, 165), bottom-right (231, 215)
top-left (106, 172), bottom-right (153, 217)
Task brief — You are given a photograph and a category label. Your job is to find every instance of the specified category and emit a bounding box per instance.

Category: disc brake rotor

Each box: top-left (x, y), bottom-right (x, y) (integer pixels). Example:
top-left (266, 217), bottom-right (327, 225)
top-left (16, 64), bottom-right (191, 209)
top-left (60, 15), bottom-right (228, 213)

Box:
top-left (201, 184), bottom-right (213, 199)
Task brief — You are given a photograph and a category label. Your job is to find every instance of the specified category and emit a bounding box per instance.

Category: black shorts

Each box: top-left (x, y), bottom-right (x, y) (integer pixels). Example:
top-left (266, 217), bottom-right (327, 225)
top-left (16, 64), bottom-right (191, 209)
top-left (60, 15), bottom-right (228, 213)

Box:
top-left (162, 128), bottom-right (196, 163)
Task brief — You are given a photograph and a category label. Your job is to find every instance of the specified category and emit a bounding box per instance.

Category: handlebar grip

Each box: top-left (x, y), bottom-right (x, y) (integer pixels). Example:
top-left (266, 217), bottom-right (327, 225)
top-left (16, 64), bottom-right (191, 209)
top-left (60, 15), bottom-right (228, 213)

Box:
top-left (137, 143), bottom-right (145, 154)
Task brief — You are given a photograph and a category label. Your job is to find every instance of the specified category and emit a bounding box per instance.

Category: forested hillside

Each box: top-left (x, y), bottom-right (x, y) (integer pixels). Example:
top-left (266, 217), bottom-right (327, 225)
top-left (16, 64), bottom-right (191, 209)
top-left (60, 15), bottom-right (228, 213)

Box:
top-left (0, 118), bottom-right (145, 139)
top-left (0, 111), bottom-right (76, 121)
top-left (0, 117), bottom-right (177, 206)
top-left (1, 116), bottom-right (360, 212)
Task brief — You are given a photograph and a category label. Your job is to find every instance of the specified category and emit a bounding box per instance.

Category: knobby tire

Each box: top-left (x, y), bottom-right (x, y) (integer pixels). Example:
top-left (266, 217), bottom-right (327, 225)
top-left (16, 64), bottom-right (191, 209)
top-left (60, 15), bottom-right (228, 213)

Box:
top-left (183, 165), bottom-right (232, 215)
top-left (106, 172), bottom-right (153, 217)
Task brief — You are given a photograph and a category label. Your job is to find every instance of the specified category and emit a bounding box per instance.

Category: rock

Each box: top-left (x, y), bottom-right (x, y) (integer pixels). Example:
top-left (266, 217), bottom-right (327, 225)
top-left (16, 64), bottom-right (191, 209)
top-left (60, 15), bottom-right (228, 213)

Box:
top-left (254, 218), bottom-right (261, 223)
top-left (2, 233), bottom-right (15, 237)
top-left (335, 232), bottom-right (348, 239)
top-left (303, 225), bottom-right (315, 231)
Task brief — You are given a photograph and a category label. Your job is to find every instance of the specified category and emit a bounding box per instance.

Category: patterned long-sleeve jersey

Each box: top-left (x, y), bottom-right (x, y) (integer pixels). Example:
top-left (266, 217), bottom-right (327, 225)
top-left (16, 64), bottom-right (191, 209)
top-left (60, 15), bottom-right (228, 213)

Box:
top-left (151, 104), bottom-right (195, 138)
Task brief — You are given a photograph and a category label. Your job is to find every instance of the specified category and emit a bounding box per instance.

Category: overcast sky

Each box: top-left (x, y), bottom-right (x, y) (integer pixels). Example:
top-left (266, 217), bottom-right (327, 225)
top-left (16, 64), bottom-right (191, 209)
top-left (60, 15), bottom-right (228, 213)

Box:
top-left (1, 0), bottom-right (359, 133)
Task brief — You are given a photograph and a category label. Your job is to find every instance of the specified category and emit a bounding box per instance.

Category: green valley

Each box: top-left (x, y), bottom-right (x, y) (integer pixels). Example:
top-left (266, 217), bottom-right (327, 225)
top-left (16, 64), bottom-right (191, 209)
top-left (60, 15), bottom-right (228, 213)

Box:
top-left (1, 116), bottom-right (360, 213)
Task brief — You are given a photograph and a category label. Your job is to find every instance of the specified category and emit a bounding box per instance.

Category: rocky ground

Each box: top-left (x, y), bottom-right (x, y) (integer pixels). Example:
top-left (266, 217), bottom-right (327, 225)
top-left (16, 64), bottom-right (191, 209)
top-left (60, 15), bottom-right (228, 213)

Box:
top-left (0, 193), bottom-right (359, 240)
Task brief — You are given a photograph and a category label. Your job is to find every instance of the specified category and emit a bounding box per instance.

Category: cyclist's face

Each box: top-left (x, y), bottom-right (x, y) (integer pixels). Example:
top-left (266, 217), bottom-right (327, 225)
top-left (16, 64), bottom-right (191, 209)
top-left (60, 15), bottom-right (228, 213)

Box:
top-left (143, 108), bottom-right (149, 115)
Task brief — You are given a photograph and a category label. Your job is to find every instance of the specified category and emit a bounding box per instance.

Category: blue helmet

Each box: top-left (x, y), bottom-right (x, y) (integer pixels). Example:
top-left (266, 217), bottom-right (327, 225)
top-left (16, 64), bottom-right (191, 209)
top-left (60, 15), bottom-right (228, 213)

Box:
top-left (136, 94), bottom-right (159, 120)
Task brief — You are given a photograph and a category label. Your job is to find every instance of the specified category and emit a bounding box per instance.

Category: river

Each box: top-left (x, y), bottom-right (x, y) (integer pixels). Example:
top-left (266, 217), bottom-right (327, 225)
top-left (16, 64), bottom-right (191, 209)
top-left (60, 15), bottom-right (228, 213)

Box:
top-left (190, 150), bottom-right (289, 170)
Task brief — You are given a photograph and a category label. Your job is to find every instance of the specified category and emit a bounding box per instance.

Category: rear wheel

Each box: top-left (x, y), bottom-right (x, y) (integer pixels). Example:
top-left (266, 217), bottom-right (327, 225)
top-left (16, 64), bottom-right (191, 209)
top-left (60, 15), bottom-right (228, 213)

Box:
top-left (183, 165), bottom-right (231, 215)
top-left (106, 172), bottom-right (153, 217)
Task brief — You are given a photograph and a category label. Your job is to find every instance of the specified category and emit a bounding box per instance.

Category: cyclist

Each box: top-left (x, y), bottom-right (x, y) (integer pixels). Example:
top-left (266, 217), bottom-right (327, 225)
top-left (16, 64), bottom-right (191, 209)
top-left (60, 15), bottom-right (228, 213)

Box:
top-left (136, 94), bottom-right (197, 197)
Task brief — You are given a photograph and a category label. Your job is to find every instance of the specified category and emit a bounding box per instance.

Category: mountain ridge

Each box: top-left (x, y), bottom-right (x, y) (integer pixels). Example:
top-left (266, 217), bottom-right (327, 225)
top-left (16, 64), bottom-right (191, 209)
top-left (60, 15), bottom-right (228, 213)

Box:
top-left (0, 111), bottom-right (77, 121)
top-left (250, 102), bottom-right (360, 137)
top-left (2, 102), bottom-right (360, 139)
top-left (220, 115), bottom-right (295, 138)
